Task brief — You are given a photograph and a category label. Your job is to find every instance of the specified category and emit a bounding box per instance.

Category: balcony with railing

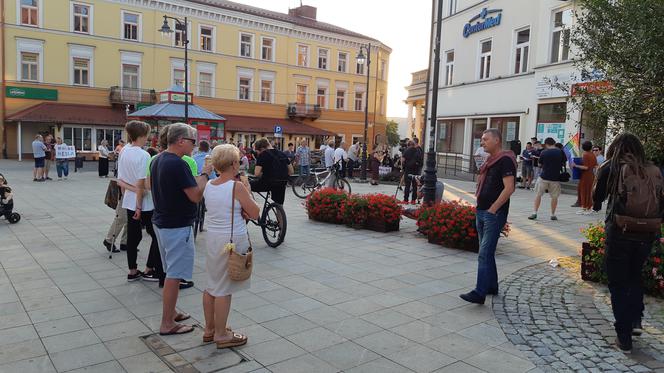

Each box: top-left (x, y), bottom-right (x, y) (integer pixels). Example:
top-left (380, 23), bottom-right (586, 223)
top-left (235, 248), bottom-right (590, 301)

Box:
top-left (287, 103), bottom-right (321, 120)
top-left (109, 86), bottom-right (157, 105)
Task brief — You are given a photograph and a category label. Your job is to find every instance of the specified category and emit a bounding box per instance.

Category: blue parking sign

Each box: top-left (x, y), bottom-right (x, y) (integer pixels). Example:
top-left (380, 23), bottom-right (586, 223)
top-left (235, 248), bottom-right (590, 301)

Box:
top-left (274, 125), bottom-right (283, 138)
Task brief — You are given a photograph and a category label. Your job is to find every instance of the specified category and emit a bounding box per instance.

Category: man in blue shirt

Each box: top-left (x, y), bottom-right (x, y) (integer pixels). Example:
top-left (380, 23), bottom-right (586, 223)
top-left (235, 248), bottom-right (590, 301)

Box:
top-left (31, 134), bottom-right (47, 182)
top-left (193, 140), bottom-right (216, 179)
top-left (518, 142), bottom-right (535, 189)
top-left (528, 137), bottom-right (564, 221)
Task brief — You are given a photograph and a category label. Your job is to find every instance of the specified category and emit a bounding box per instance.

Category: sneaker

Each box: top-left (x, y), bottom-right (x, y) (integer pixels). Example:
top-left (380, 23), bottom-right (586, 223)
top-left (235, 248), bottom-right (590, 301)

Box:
top-left (576, 209), bottom-right (588, 215)
top-left (551, 215), bottom-right (558, 221)
top-left (179, 280), bottom-right (194, 290)
top-left (127, 270), bottom-right (143, 282)
top-left (571, 202), bottom-right (580, 207)
top-left (36, 178), bottom-right (45, 182)
top-left (45, 177), bottom-right (52, 180)
top-left (517, 185), bottom-right (525, 189)
top-left (103, 240), bottom-right (120, 253)
top-left (632, 320), bottom-right (643, 336)
top-left (590, 210), bottom-right (600, 215)
top-left (582, 210), bottom-right (594, 215)
top-left (528, 214), bottom-right (537, 220)
top-left (615, 336), bottom-right (632, 353)
top-left (142, 271), bottom-right (160, 282)
top-left (459, 291), bottom-right (485, 305)
top-left (33, 178), bottom-right (38, 182)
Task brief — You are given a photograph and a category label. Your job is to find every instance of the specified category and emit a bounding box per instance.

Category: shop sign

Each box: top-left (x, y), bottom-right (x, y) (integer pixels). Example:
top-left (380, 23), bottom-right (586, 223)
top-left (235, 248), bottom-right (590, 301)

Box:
top-left (463, 8), bottom-right (503, 38)
top-left (6, 86), bottom-right (58, 101)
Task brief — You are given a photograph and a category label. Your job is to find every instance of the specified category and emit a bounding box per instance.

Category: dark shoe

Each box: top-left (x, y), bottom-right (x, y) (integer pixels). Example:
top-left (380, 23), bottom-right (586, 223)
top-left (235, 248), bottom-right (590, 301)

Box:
top-left (517, 185), bottom-right (525, 189)
top-left (33, 178), bottom-right (38, 182)
top-left (527, 214), bottom-right (537, 220)
top-left (571, 202), bottom-right (580, 207)
top-left (142, 271), bottom-right (160, 282)
top-left (179, 280), bottom-right (194, 290)
top-left (127, 270), bottom-right (143, 282)
top-left (45, 177), bottom-right (52, 180)
top-left (615, 336), bottom-right (632, 353)
top-left (103, 240), bottom-right (120, 253)
top-left (119, 244), bottom-right (127, 251)
top-left (632, 320), bottom-right (643, 336)
top-left (459, 291), bottom-right (485, 305)
top-left (487, 287), bottom-right (499, 295)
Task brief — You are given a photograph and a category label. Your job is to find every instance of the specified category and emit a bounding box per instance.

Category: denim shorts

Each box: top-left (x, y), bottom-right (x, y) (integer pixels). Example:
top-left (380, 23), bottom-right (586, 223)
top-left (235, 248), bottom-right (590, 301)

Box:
top-left (153, 225), bottom-right (195, 280)
top-left (34, 157), bottom-right (45, 168)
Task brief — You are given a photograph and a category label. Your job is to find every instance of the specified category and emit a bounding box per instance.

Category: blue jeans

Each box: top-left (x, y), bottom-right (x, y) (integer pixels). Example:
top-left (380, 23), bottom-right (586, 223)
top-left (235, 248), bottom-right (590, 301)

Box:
top-left (300, 164), bottom-right (310, 177)
top-left (56, 160), bottom-right (69, 177)
top-left (475, 209), bottom-right (508, 297)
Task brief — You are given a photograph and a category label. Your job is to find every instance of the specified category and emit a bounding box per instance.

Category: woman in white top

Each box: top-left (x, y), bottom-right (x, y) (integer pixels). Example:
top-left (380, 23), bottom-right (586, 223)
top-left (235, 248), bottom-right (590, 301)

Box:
top-left (202, 144), bottom-right (260, 349)
top-left (98, 139), bottom-right (111, 177)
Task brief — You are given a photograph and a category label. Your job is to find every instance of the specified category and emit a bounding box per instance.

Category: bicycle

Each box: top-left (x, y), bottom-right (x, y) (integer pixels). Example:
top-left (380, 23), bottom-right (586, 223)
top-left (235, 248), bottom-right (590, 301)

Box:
top-left (248, 189), bottom-right (287, 248)
top-left (292, 161), bottom-right (351, 199)
top-left (193, 198), bottom-right (206, 240)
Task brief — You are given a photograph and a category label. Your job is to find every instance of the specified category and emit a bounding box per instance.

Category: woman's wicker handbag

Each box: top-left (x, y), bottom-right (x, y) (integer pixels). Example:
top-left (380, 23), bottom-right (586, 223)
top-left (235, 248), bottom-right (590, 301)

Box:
top-left (225, 181), bottom-right (253, 281)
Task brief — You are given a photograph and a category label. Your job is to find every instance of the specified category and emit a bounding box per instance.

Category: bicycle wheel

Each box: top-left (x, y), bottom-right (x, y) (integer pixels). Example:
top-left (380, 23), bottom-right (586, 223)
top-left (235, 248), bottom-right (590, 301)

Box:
top-left (292, 175), bottom-right (311, 199)
top-left (335, 178), bottom-right (352, 194)
top-left (261, 203), bottom-right (287, 248)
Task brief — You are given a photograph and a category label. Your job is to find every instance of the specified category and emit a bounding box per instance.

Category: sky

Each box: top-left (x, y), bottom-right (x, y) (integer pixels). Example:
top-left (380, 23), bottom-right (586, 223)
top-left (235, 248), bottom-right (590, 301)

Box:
top-left (235, 0), bottom-right (433, 119)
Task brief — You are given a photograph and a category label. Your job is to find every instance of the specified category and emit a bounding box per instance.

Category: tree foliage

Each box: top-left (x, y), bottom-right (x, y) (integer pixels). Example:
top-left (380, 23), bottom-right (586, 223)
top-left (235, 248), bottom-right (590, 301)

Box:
top-left (385, 120), bottom-right (401, 147)
top-left (572, 0), bottom-right (664, 164)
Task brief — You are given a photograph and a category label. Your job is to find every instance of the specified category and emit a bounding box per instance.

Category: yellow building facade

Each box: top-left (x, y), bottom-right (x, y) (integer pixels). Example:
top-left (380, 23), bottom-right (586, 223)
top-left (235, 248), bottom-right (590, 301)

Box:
top-left (1, 0), bottom-right (391, 158)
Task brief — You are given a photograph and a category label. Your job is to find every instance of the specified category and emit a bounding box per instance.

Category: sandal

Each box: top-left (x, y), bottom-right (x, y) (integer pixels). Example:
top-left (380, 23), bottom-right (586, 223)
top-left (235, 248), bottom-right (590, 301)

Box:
top-left (216, 332), bottom-right (247, 349)
top-left (174, 312), bottom-right (191, 322)
top-left (159, 324), bottom-right (194, 336)
top-left (203, 327), bottom-right (232, 343)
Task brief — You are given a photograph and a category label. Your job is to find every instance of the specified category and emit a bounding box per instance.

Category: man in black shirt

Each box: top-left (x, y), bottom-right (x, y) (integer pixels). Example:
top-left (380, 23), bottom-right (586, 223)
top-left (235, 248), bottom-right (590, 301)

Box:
top-left (401, 140), bottom-right (419, 203)
top-left (460, 129), bottom-right (516, 305)
top-left (250, 138), bottom-right (293, 205)
top-left (528, 137), bottom-right (563, 221)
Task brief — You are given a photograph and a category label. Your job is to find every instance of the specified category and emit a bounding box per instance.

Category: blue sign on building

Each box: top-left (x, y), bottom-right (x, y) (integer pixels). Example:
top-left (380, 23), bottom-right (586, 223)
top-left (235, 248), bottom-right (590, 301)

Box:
top-left (274, 125), bottom-right (283, 138)
top-left (463, 8), bottom-right (503, 38)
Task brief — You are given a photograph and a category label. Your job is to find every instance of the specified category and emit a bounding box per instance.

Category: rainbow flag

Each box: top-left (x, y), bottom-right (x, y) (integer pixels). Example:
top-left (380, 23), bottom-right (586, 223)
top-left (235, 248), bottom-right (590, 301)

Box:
top-left (563, 132), bottom-right (580, 164)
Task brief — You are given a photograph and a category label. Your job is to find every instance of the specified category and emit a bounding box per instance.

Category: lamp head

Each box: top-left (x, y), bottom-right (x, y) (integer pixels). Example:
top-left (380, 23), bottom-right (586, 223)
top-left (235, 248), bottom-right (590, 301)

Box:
top-left (159, 16), bottom-right (173, 36)
top-left (356, 49), bottom-right (366, 65)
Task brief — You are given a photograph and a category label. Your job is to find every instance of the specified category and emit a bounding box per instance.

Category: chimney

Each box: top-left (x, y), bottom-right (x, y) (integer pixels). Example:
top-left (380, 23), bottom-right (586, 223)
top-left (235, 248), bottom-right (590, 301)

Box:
top-left (288, 5), bottom-right (317, 20)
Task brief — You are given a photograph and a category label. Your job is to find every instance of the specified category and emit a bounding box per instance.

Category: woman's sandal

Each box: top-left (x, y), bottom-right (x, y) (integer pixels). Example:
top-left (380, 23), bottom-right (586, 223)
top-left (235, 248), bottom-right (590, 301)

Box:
top-left (174, 313), bottom-right (191, 322)
top-left (215, 332), bottom-right (248, 349)
top-left (202, 327), bottom-right (232, 343)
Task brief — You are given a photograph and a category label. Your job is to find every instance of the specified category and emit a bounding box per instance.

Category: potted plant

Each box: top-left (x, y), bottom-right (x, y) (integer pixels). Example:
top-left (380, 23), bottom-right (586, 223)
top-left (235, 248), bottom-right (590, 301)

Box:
top-left (363, 194), bottom-right (401, 232)
top-left (305, 188), bottom-right (349, 224)
top-left (417, 200), bottom-right (480, 252)
top-left (580, 223), bottom-right (607, 282)
top-left (340, 194), bottom-right (369, 228)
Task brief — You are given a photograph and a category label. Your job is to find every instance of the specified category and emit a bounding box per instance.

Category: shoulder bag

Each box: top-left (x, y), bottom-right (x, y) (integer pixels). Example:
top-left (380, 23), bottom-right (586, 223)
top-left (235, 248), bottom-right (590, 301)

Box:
top-left (104, 179), bottom-right (119, 210)
top-left (225, 181), bottom-right (253, 281)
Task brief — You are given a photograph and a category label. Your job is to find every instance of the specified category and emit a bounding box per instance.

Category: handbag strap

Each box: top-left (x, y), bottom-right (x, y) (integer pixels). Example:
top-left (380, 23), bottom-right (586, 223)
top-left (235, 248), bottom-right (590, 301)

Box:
top-left (229, 180), bottom-right (253, 247)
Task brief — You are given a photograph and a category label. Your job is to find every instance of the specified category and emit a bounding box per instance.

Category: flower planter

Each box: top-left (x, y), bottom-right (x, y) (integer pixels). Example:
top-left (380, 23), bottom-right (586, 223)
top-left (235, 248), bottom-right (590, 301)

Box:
top-left (365, 219), bottom-right (399, 233)
top-left (581, 242), bottom-right (601, 282)
top-left (427, 233), bottom-right (479, 253)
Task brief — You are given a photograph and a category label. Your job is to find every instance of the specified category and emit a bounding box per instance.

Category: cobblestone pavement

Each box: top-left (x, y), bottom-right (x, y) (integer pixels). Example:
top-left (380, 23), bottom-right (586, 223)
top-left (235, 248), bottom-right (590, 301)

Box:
top-left (494, 262), bottom-right (664, 372)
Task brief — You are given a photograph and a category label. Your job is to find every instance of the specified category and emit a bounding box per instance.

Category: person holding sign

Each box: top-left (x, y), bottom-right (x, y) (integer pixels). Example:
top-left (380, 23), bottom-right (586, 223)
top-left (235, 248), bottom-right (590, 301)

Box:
top-left (54, 137), bottom-right (74, 180)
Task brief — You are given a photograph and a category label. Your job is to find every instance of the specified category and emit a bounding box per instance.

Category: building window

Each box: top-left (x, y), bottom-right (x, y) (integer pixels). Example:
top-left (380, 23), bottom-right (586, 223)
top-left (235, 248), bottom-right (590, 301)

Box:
top-left (336, 90), bottom-right (345, 110)
top-left (337, 52), bottom-right (347, 73)
top-left (73, 58), bottom-right (90, 86)
top-left (173, 68), bottom-right (185, 87)
top-left (175, 22), bottom-right (186, 47)
top-left (239, 77), bottom-right (251, 100)
top-left (538, 102), bottom-right (567, 123)
top-left (73, 3), bottom-right (90, 33)
top-left (318, 49), bottom-right (328, 69)
top-left (379, 94), bottom-right (384, 115)
top-left (445, 50), bottom-right (454, 86)
top-left (356, 61), bottom-right (364, 75)
top-left (200, 26), bottom-right (213, 51)
top-left (448, 0), bottom-right (458, 16)
top-left (296, 84), bottom-right (307, 104)
top-left (297, 45), bottom-right (309, 67)
top-left (20, 0), bottom-right (39, 26)
top-left (514, 28), bottom-right (530, 74)
top-left (551, 8), bottom-right (572, 63)
top-left (436, 119), bottom-right (464, 153)
top-left (199, 72), bottom-right (212, 97)
top-left (63, 127), bottom-right (93, 151)
top-left (490, 117), bottom-right (521, 150)
top-left (20, 52), bottom-right (39, 82)
top-left (261, 37), bottom-right (274, 61)
top-left (380, 60), bottom-right (386, 80)
top-left (122, 64), bottom-right (139, 88)
top-left (260, 80), bottom-right (272, 103)
top-left (354, 92), bottom-right (364, 111)
top-left (316, 88), bottom-right (326, 108)
top-left (123, 12), bottom-right (140, 41)
top-left (479, 39), bottom-right (492, 80)
top-left (96, 128), bottom-right (124, 150)
top-left (240, 33), bottom-right (253, 57)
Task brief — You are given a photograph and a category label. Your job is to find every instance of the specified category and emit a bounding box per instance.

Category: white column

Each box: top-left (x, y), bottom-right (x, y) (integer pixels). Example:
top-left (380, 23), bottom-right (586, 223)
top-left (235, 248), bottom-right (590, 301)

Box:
top-left (407, 102), bottom-right (414, 137)
top-left (414, 103), bottom-right (423, 139)
top-left (17, 121), bottom-right (22, 161)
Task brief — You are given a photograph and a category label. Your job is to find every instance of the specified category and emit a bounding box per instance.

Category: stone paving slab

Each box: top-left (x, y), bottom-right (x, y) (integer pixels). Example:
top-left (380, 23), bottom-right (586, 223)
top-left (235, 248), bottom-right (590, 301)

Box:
top-left (0, 159), bottom-right (611, 372)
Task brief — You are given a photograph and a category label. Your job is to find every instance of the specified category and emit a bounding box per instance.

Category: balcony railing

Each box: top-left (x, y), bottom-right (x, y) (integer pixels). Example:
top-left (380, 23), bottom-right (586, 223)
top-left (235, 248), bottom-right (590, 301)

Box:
top-left (287, 103), bottom-right (321, 119)
top-left (109, 86), bottom-right (157, 105)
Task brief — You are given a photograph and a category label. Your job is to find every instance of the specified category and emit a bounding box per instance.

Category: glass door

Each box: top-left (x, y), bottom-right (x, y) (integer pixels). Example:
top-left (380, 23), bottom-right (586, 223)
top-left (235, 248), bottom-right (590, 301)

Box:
top-left (471, 118), bottom-right (488, 172)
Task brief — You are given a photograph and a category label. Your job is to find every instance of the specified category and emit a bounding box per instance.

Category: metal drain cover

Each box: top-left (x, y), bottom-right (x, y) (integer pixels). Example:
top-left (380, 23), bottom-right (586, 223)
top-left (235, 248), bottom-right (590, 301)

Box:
top-left (141, 328), bottom-right (252, 373)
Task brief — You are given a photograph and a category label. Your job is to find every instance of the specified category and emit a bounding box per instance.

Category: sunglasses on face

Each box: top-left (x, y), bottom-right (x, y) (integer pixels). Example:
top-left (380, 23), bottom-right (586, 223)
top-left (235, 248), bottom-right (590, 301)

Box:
top-left (183, 138), bottom-right (196, 145)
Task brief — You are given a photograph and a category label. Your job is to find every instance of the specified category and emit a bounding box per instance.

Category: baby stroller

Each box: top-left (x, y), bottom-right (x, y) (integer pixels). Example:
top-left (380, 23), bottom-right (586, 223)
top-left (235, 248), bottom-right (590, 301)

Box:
top-left (0, 173), bottom-right (21, 224)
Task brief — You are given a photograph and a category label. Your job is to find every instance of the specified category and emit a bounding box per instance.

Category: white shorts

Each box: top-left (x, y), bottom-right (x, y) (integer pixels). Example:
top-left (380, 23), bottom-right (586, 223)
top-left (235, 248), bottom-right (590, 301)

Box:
top-left (534, 178), bottom-right (561, 199)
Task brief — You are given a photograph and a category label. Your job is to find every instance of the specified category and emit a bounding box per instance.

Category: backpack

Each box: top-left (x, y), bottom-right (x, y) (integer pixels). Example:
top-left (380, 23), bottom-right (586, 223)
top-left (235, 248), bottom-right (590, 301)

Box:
top-left (613, 162), bottom-right (664, 234)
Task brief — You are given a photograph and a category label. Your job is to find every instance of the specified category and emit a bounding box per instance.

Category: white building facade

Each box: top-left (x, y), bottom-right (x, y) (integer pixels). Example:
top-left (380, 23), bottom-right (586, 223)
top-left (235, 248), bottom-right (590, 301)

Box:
top-left (432, 0), bottom-right (602, 171)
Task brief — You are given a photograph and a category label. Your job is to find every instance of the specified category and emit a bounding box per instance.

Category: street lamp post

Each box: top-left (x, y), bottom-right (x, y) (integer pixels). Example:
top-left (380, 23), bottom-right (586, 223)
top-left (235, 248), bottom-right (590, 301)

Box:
top-left (356, 43), bottom-right (371, 181)
top-left (159, 15), bottom-right (189, 123)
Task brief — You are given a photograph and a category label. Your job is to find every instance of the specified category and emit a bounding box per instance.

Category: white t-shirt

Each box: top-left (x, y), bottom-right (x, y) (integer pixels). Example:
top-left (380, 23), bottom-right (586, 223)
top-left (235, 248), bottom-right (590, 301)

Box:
top-left (348, 144), bottom-right (359, 161)
top-left (324, 147), bottom-right (335, 168)
top-left (334, 148), bottom-right (347, 164)
top-left (118, 144), bottom-right (154, 211)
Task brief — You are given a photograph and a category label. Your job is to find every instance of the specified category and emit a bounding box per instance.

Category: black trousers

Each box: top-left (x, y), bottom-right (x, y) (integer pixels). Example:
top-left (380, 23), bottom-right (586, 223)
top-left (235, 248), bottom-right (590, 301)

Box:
top-left (403, 171), bottom-right (418, 202)
top-left (126, 209), bottom-right (163, 276)
top-left (605, 228), bottom-right (653, 338)
top-left (99, 157), bottom-right (109, 177)
top-left (250, 178), bottom-right (286, 205)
